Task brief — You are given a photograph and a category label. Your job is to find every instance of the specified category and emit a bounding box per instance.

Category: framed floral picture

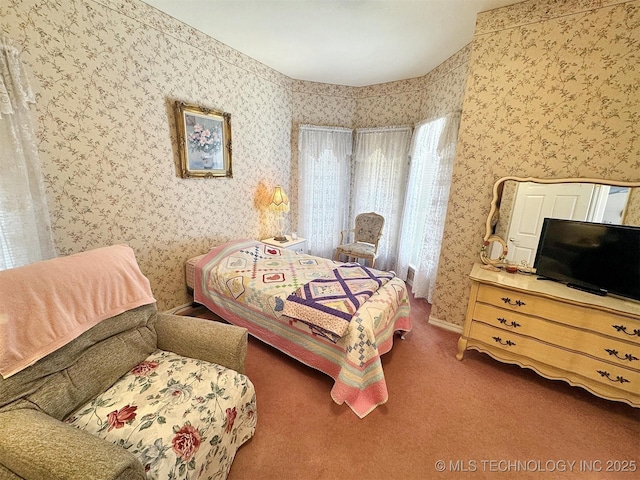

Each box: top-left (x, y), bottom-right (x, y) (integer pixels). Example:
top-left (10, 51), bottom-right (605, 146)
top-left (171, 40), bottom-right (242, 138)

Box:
top-left (175, 101), bottom-right (232, 178)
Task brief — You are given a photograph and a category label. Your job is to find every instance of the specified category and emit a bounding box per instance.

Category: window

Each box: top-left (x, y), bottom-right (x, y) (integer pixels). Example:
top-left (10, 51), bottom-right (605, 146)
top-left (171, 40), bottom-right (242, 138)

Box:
top-left (297, 113), bottom-right (460, 303)
top-left (0, 36), bottom-right (56, 270)
top-left (297, 126), bottom-right (352, 258)
top-left (397, 113), bottom-right (461, 302)
top-left (400, 117), bottom-right (447, 268)
top-left (351, 127), bottom-right (412, 271)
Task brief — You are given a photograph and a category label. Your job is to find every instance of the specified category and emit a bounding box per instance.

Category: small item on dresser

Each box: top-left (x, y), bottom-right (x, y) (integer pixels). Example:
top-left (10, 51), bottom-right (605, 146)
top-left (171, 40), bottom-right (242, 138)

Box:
top-left (505, 263), bottom-right (518, 274)
top-left (517, 260), bottom-right (533, 275)
top-left (481, 264), bottom-right (501, 272)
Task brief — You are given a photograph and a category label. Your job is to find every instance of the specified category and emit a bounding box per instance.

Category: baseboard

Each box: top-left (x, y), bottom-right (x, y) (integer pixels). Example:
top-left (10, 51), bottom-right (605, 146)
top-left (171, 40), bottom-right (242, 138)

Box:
top-left (428, 315), bottom-right (463, 334)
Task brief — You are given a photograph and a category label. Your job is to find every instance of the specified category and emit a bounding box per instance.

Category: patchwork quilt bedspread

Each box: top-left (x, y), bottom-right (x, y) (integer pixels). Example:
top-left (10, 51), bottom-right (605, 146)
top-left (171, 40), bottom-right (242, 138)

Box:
top-left (283, 264), bottom-right (395, 343)
top-left (193, 239), bottom-right (412, 418)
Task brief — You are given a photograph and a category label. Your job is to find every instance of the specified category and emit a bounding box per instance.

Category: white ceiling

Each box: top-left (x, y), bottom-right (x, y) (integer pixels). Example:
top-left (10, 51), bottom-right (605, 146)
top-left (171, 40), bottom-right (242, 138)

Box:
top-left (142, 0), bottom-right (522, 87)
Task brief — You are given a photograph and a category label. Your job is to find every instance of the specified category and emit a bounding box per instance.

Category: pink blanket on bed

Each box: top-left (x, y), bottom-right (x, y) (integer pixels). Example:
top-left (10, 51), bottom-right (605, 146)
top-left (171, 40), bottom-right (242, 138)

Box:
top-left (0, 245), bottom-right (156, 378)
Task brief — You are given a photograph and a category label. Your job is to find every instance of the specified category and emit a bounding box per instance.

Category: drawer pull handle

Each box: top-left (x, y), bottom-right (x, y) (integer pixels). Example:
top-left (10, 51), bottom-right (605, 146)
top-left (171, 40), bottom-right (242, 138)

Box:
top-left (596, 370), bottom-right (630, 384)
top-left (604, 349), bottom-right (639, 362)
top-left (497, 317), bottom-right (521, 328)
top-left (612, 324), bottom-right (640, 337)
top-left (501, 297), bottom-right (526, 307)
top-left (492, 336), bottom-right (516, 347)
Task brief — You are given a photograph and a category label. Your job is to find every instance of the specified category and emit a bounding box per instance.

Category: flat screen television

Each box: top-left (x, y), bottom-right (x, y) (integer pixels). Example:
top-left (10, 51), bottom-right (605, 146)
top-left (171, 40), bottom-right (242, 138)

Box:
top-left (533, 218), bottom-right (640, 301)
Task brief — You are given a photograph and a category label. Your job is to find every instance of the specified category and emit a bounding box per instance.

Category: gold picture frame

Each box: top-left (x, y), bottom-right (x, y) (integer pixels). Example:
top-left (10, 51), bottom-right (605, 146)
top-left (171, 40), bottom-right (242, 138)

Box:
top-left (175, 101), bottom-right (232, 178)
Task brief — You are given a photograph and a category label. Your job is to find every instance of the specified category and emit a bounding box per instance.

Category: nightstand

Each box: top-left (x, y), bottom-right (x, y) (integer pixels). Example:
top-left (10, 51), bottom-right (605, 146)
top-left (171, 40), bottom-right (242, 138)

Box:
top-left (261, 236), bottom-right (307, 254)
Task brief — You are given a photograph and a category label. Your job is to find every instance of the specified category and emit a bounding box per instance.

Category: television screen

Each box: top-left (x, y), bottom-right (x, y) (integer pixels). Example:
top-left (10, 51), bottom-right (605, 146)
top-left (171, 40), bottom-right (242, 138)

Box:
top-left (533, 218), bottom-right (640, 301)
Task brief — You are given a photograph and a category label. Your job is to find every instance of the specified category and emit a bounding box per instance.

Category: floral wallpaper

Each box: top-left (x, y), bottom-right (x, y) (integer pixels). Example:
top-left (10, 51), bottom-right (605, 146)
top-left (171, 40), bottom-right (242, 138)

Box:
top-left (419, 44), bottom-right (471, 121)
top-left (2, 0), bottom-right (471, 312)
top-left (290, 49), bottom-right (472, 247)
top-left (431, 0), bottom-right (640, 327)
top-left (6, 0), bottom-right (634, 329)
top-left (353, 77), bottom-right (424, 128)
top-left (2, 0), bottom-right (294, 309)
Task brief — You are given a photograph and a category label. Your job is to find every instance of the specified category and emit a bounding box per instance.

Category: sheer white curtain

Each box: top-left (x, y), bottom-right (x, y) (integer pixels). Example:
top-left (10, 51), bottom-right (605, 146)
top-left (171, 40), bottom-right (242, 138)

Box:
top-left (399, 112), bottom-right (461, 303)
top-left (297, 125), bottom-right (353, 258)
top-left (351, 126), bottom-right (412, 271)
top-left (395, 117), bottom-right (446, 280)
top-left (0, 36), bottom-right (56, 270)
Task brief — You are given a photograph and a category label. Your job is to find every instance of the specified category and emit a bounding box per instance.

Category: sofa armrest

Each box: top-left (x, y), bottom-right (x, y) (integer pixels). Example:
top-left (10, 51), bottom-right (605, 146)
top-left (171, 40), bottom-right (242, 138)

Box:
top-left (0, 409), bottom-right (145, 480)
top-left (155, 313), bottom-right (248, 374)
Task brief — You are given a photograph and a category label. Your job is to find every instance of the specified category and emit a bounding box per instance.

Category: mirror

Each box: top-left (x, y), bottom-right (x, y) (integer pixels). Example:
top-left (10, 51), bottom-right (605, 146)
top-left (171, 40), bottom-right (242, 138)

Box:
top-left (483, 177), bottom-right (640, 266)
top-left (480, 235), bottom-right (507, 266)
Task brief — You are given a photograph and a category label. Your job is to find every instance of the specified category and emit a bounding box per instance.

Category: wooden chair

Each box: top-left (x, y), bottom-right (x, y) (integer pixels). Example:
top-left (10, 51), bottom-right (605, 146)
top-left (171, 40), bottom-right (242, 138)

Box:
top-left (334, 212), bottom-right (385, 268)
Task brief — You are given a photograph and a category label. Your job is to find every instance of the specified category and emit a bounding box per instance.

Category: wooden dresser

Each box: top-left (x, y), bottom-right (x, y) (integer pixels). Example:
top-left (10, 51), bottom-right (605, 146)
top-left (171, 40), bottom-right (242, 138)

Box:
top-left (457, 263), bottom-right (640, 407)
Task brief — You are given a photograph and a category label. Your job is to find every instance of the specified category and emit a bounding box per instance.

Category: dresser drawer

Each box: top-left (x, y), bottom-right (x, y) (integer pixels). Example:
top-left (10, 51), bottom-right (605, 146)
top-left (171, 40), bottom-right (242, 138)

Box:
top-left (473, 303), bottom-right (640, 370)
top-left (468, 322), bottom-right (640, 396)
top-left (476, 284), bottom-right (640, 341)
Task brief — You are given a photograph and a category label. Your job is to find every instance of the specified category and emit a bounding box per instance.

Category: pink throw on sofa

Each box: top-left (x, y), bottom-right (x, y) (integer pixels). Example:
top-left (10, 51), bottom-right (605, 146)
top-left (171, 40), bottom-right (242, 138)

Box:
top-left (0, 244), bottom-right (155, 378)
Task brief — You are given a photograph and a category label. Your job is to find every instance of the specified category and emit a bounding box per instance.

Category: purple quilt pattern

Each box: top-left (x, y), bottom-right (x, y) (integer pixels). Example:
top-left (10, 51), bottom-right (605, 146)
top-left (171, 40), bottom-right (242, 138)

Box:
top-left (282, 264), bottom-right (395, 343)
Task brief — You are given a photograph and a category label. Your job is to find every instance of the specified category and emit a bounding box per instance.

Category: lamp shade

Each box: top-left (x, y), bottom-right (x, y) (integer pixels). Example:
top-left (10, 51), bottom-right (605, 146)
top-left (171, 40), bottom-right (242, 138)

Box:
top-left (269, 186), bottom-right (290, 213)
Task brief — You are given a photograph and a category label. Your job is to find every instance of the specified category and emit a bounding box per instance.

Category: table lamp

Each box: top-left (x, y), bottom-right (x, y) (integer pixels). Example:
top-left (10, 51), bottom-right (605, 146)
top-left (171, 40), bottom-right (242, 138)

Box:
top-left (269, 185), bottom-right (290, 242)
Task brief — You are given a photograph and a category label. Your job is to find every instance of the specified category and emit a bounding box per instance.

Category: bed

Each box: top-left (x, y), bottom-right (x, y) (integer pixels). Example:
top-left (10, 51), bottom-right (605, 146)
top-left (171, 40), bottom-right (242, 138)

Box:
top-left (188, 239), bottom-right (412, 418)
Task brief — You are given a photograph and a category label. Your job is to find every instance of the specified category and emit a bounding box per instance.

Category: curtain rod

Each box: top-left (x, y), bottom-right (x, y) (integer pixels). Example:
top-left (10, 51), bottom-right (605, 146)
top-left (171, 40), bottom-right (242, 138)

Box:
top-left (299, 124), bottom-right (353, 133)
top-left (355, 125), bottom-right (412, 134)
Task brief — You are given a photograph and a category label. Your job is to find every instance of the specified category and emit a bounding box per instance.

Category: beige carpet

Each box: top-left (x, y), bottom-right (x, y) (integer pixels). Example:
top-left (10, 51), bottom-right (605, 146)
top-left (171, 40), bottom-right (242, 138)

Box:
top-left (185, 295), bottom-right (640, 480)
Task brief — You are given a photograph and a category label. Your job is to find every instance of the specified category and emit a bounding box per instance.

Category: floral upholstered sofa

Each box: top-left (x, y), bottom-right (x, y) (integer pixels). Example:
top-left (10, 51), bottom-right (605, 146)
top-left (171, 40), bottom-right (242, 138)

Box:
top-left (0, 245), bottom-right (256, 480)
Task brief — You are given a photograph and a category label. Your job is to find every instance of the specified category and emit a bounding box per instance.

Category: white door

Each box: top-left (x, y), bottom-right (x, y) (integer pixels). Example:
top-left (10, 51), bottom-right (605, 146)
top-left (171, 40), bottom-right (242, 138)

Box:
top-left (506, 182), bottom-right (595, 265)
